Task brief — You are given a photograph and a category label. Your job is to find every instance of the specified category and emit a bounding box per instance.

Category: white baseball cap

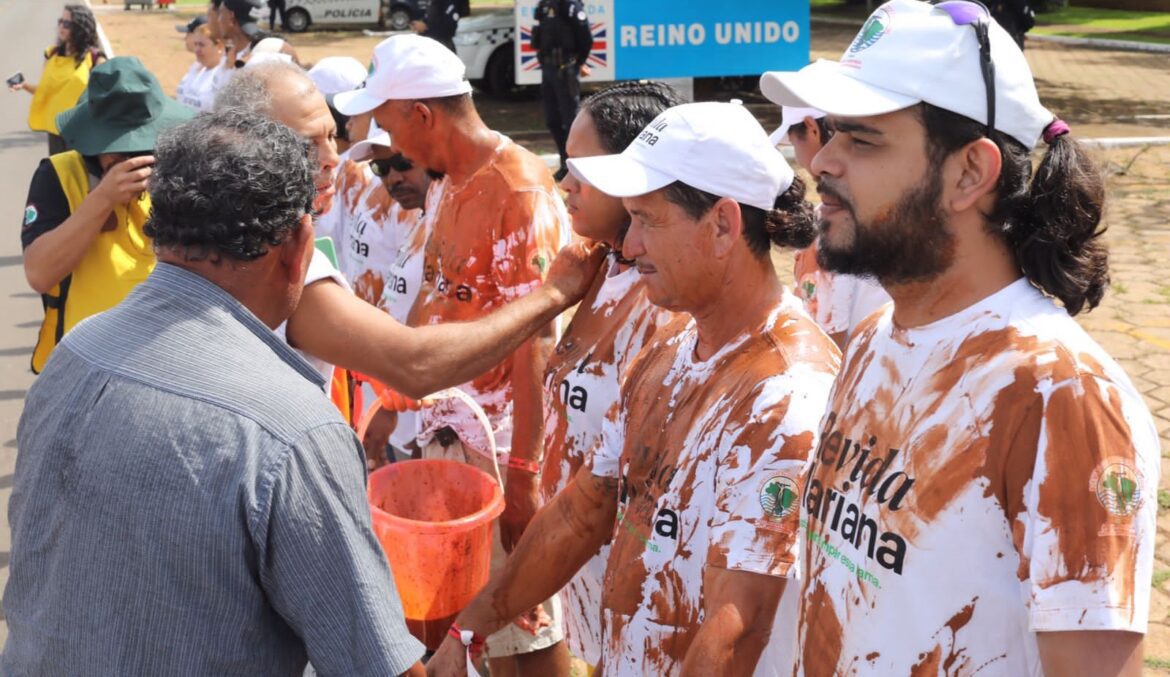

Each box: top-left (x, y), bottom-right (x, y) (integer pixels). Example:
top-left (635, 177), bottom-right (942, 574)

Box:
top-left (308, 57), bottom-right (369, 96)
top-left (567, 102), bottom-right (795, 212)
top-left (334, 35), bottom-right (473, 116)
top-left (349, 130), bottom-right (392, 162)
top-left (771, 106), bottom-right (826, 146)
top-left (759, 0), bottom-right (1052, 148)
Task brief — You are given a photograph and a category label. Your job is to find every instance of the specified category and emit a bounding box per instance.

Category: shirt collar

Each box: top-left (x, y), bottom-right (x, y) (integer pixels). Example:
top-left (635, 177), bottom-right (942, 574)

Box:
top-left (148, 263), bottom-right (326, 389)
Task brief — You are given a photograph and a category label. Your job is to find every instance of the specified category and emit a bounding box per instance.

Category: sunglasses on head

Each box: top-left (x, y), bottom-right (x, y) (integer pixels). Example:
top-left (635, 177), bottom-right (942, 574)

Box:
top-left (370, 154), bottom-right (413, 178)
top-left (933, 0), bottom-right (996, 137)
top-left (58, 19), bottom-right (73, 28)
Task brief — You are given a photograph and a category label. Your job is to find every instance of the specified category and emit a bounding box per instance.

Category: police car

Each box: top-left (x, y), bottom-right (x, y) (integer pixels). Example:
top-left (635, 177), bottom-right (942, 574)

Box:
top-left (284, 0), bottom-right (429, 33)
top-left (453, 9), bottom-right (536, 99)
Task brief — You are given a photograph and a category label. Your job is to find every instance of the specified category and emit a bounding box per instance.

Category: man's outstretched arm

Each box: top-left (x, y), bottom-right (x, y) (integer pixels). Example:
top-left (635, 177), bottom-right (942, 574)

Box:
top-left (286, 242), bottom-right (606, 399)
top-left (426, 467), bottom-right (619, 676)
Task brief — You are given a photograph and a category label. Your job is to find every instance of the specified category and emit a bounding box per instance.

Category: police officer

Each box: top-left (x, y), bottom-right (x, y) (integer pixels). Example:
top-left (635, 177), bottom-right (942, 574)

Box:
top-left (531, 0), bottom-right (591, 178)
top-left (411, 0), bottom-right (469, 53)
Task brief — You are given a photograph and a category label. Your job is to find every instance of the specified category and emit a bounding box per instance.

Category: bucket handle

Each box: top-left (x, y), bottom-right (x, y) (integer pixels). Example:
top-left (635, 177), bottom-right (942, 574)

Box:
top-left (355, 385), bottom-right (504, 490)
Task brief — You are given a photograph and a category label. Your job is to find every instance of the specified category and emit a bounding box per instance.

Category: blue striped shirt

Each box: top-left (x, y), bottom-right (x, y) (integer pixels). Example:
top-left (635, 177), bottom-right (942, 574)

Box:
top-left (4, 263), bottom-right (424, 676)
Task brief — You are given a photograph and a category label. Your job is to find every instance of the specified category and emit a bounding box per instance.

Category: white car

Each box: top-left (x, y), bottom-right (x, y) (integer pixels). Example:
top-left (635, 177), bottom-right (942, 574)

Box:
top-left (453, 9), bottom-right (536, 99)
top-left (284, 0), bottom-right (429, 33)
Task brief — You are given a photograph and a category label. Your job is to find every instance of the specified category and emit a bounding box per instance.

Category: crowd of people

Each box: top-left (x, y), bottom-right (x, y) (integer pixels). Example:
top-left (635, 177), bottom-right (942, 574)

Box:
top-left (4, 0), bottom-right (1160, 675)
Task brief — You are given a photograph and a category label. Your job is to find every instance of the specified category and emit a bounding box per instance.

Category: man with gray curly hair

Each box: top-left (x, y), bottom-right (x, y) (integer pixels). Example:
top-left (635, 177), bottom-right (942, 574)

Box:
top-left (4, 108), bottom-right (425, 676)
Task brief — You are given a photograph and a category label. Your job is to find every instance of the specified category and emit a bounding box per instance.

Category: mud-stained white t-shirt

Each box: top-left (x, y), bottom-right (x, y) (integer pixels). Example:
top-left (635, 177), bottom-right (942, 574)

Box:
top-left (793, 241), bottom-right (890, 342)
top-left (539, 259), bottom-right (673, 665)
top-left (592, 294), bottom-right (840, 675)
top-left (796, 278), bottom-right (1160, 676)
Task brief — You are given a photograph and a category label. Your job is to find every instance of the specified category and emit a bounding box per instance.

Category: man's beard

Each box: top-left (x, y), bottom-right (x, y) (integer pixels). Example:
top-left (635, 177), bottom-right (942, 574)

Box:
top-left (815, 171), bottom-right (955, 286)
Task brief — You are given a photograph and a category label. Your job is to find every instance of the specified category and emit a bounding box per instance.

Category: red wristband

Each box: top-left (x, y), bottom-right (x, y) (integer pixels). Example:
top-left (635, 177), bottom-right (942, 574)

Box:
top-left (506, 455), bottom-right (541, 474)
top-left (449, 623), bottom-right (486, 660)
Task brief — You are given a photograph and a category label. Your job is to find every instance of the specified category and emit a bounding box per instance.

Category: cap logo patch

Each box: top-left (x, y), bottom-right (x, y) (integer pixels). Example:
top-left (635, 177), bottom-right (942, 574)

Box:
top-left (848, 6), bottom-right (893, 54)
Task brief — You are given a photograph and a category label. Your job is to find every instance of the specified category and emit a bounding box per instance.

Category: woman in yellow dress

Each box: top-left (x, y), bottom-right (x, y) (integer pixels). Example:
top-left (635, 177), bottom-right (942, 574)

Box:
top-left (9, 5), bottom-right (106, 154)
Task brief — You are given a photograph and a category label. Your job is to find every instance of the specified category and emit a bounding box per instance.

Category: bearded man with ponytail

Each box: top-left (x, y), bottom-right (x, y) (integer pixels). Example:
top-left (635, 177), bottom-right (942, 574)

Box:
top-left (763, 0), bottom-right (1159, 674)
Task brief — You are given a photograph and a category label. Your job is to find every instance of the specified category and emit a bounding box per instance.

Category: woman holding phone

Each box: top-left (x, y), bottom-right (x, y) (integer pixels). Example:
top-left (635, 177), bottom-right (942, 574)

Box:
top-left (9, 5), bottom-right (106, 154)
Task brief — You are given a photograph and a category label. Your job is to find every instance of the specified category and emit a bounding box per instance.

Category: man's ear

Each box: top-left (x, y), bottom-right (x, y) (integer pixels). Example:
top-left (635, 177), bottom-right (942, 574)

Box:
top-left (709, 197), bottom-right (743, 259)
top-left (804, 116), bottom-right (821, 144)
top-left (282, 213), bottom-right (315, 282)
top-left (414, 101), bottom-right (436, 131)
top-left (948, 137), bottom-right (1002, 214)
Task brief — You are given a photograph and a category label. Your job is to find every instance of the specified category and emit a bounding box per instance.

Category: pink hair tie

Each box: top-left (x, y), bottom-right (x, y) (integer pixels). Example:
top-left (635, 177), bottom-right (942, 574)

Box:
top-left (1043, 118), bottom-right (1071, 145)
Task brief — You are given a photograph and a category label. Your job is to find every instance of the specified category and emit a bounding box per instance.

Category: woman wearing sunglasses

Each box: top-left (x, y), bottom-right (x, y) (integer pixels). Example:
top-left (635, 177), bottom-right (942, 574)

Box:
top-left (9, 5), bottom-right (106, 155)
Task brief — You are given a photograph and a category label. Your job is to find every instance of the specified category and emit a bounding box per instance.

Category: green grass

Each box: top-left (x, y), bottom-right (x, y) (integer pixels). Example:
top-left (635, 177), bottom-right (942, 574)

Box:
top-left (1031, 6), bottom-right (1170, 44)
top-left (1154, 569), bottom-right (1170, 589)
top-left (1158, 489), bottom-right (1170, 512)
top-left (1146, 656), bottom-right (1170, 670)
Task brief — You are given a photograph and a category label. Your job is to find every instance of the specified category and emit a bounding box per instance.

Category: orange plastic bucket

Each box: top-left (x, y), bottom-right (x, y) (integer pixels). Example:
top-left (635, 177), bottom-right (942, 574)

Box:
top-left (368, 459), bottom-right (505, 650)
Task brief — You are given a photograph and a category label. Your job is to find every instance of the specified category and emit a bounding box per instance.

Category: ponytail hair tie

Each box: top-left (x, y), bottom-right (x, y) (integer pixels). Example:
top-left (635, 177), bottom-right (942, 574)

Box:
top-left (1043, 118), bottom-right (1071, 145)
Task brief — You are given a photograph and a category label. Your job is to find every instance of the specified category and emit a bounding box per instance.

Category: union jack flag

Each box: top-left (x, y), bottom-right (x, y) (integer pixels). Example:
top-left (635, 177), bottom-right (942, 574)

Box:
top-left (519, 22), bottom-right (608, 72)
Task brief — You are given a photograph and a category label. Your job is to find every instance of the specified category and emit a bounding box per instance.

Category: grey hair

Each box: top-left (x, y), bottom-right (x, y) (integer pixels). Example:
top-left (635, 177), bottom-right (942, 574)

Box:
top-left (144, 107), bottom-right (315, 262)
top-left (213, 61), bottom-right (311, 116)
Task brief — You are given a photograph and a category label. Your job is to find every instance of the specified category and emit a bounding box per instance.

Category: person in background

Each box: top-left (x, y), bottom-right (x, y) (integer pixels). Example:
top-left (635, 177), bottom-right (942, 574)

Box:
top-left (267, 0), bottom-right (288, 31)
top-left (762, 0), bottom-right (1158, 672)
top-left (308, 56), bottom-right (370, 155)
top-left (410, 0), bottom-right (468, 53)
top-left (531, 0), bottom-right (593, 179)
top-left (768, 104), bottom-right (890, 351)
top-left (538, 80), bottom-right (682, 670)
top-left (337, 34), bottom-right (572, 673)
top-left (216, 0), bottom-right (264, 69)
top-left (20, 57), bottom-right (193, 374)
top-left (176, 17), bottom-right (226, 112)
top-left (10, 4), bottom-right (106, 155)
top-left (177, 15), bottom-right (205, 53)
top-left (6, 106), bottom-right (425, 676)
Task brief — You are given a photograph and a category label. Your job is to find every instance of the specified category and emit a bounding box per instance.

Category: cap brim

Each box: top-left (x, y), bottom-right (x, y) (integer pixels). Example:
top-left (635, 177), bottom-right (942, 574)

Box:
top-left (760, 61), bottom-right (919, 119)
top-left (770, 126), bottom-right (788, 146)
top-left (566, 154), bottom-right (675, 200)
top-left (175, 24), bottom-right (191, 33)
top-left (349, 131), bottom-right (392, 162)
top-left (57, 96), bottom-right (196, 156)
top-left (333, 88), bottom-right (383, 116)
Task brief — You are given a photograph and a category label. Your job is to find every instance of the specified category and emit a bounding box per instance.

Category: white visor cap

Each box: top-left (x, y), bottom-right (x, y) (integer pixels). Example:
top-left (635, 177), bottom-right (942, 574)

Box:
top-left (568, 102), bottom-right (796, 212)
top-left (334, 34), bottom-right (473, 116)
top-left (760, 0), bottom-right (1052, 149)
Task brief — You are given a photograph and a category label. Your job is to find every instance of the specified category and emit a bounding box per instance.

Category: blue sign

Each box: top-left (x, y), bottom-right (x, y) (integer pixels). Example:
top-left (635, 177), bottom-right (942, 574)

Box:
top-left (614, 0), bottom-right (809, 78)
top-left (515, 0), bottom-right (809, 84)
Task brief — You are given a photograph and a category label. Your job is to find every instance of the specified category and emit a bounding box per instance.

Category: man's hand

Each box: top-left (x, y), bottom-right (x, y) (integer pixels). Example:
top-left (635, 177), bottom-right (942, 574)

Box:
top-left (579, 63), bottom-right (592, 78)
top-left (410, 19), bottom-right (427, 33)
top-left (361, 407), bottom-right (397, 470)
top-left (92, 155), bottom-right (154, 208)
top-left (544, 241), bottom-right (609, 308)
top-left (500, 467), bottom-right (541, 552)
top-left (511, 604), bottom-right (553, 634)
top-left (426, 635), bottom-right (469, 676)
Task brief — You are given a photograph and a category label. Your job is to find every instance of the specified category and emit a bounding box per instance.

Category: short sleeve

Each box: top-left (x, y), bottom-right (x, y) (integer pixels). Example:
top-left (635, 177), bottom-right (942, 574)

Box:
top-left (490, 188), bottom-right (568, 303)
top-left (1021, 373), bottom-right (1159, 633)
top-left (256, 423), bottom-right (425, 675)
top-left (21, 159), bottom-right (72, 251)
top-left (589, 400), bottom-right (624, 479)
top-left (707, 371), bottom-right (834, 578)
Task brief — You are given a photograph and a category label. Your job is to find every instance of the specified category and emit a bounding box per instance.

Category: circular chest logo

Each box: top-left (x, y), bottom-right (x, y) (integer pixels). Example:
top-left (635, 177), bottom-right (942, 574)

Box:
top-left (848, 7), bottom-right (893, 54)
top-left (24, 204), bottom-right (38, 226)
top-left (761, 476), bottom-right (799, 520)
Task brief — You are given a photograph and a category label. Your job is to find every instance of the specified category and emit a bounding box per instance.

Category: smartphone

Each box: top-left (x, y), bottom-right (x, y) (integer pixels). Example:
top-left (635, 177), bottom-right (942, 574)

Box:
top-left (6, 73), bottom-right (24, 88)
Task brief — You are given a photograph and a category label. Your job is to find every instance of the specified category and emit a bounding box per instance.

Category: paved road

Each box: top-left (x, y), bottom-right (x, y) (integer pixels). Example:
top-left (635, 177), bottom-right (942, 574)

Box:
top-left (0, 0), bottom-right (68, 644)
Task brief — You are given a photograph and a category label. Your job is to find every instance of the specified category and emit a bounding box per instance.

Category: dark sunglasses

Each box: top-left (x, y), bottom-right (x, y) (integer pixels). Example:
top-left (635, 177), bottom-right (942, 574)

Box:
top-left (934, 0), bottom-right (996, 137)
top-left (58, 19), bottom-right (73, 28)
top-left (370, 155), bottom-right (414, 178)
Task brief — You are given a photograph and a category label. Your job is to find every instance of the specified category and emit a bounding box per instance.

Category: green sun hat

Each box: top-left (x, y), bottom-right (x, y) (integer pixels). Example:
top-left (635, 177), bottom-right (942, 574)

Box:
top-left (55, 56), bottom-right (195, 157)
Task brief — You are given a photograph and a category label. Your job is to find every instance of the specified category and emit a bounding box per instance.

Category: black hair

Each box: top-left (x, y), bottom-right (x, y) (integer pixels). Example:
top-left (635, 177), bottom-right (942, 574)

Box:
top-left (419, 93), bottom-right (474, 115)
top-left (145, 107), bottom-right (316, 263)
top-left (919, 103), bottom-right (1107, 315)
top-left (661, 176), bottom-right (816, 257)
top-left (787, 116), bottom-right (830, 144)
top-left (580, 81), bottom-right (686, 154)
top-left (57, 5), bottom-right (102, 64)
